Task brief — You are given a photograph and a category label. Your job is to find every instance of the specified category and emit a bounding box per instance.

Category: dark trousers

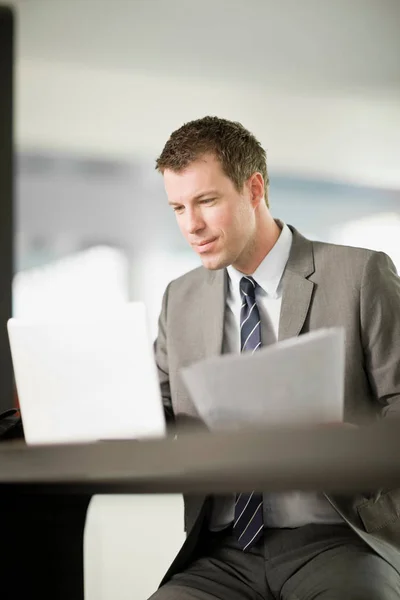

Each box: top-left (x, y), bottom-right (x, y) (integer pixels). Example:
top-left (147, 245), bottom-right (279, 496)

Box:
top-left (150, 523), bottom-right (400, 599)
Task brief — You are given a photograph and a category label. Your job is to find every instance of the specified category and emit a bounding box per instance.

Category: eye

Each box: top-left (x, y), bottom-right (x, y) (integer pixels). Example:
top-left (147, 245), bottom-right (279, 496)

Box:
top-left (200, 198), bottom-right (215, 205)
top-left (173, 205), bottom-right (184, 213)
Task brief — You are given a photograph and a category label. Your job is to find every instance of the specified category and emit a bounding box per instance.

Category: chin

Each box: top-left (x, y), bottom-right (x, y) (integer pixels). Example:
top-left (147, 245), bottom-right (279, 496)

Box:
top-left (201, 254), bottom-right (231, 271)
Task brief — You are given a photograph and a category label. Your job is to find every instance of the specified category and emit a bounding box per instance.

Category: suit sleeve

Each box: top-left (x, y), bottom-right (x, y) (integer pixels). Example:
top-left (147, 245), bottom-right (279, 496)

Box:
top-left (360, 251), bottom-right (400, 417)
top-left (154, 282), bottom-right (175, 423)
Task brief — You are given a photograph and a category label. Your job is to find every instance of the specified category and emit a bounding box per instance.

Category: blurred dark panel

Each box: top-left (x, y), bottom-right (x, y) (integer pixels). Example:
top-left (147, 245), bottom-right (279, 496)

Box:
top-left (0, 5), bottom-right (14, 412)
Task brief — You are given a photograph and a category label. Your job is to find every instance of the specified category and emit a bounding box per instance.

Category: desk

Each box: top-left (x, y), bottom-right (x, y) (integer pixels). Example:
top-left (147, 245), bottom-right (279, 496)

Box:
top-left (1, 421), bottom-right (399, 599)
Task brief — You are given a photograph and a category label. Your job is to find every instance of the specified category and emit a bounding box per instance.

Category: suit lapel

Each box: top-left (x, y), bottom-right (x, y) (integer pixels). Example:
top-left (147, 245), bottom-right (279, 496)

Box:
top-left (199, 268), bottom-right (227, 358)
top-left (278, 227), bottom-right (315, 341)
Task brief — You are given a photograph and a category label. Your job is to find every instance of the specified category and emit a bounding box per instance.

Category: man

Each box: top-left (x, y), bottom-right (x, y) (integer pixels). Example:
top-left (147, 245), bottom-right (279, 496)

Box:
top-left (150, 116), bottom-right (400, 599)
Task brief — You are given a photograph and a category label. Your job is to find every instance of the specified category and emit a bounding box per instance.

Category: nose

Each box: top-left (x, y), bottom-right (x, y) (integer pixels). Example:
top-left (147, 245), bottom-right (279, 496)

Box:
top-left (184, 208), bottom-right (205, 235)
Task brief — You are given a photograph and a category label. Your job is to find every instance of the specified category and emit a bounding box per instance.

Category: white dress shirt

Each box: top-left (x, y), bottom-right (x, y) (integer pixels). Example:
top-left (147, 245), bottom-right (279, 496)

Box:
top-left (210, 223), bottom-right (342, 529)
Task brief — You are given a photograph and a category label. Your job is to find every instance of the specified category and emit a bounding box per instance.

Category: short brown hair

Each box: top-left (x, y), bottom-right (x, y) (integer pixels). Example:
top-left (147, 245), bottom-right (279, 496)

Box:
top-left (156, 116), bottom-right (270, 206)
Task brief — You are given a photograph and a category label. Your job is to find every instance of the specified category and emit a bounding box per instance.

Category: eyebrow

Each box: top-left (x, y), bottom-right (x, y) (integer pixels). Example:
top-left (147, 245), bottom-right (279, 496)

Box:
top-left (168, 190), bottom-right (219, 206)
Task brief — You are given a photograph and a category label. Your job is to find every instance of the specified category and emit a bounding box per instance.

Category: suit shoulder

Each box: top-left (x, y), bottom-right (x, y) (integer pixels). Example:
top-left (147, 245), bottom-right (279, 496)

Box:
top-left (312, 239), bottom-right (378, 266)
top-left (168, 264), bottom-right (209, 295)
top-left (309, 239), bottom-right (397, 287)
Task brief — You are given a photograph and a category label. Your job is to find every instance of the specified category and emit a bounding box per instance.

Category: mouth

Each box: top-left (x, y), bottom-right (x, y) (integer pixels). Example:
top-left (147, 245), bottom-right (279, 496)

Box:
top-left (194, 237), bottom-right (218, 253)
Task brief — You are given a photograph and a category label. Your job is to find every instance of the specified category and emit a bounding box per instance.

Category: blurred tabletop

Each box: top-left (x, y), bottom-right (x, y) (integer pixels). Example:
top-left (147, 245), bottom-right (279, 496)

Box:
top-left (1, 420), bottom-right (400, 495)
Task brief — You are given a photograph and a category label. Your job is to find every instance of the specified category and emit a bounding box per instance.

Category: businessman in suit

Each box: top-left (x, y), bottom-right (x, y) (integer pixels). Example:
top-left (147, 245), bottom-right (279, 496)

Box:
top-left (149, 116), bottom-right (400, 599)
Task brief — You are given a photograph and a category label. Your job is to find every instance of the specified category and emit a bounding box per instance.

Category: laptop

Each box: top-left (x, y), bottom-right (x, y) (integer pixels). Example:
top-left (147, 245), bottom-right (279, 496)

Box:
top-left (7, 302), bottom-right (166, 445)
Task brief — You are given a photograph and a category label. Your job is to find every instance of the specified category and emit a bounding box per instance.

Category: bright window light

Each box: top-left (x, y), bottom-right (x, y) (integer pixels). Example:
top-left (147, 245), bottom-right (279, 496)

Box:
top-left (13, 246), bottom-right (130, 318)
top-left (329, 212), bottom-right (400, 270)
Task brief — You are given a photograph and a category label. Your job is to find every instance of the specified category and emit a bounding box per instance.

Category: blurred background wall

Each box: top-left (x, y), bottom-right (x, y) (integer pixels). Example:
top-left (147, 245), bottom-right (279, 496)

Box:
top-left (8, 0), bottom-right (400, 337)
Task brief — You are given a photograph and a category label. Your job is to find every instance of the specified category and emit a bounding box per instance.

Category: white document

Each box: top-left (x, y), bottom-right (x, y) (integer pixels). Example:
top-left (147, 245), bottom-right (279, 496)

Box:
top-left (181, 328), bottom-right (345, 430)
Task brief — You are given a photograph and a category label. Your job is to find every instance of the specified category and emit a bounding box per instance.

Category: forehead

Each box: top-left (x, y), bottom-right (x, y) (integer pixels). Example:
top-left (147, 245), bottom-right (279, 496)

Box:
top-left (163, 154), bottom-right (231, 201)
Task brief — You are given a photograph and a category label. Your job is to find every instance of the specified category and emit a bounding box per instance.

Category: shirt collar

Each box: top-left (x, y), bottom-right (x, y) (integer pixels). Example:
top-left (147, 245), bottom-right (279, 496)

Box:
top-left (227, 222), bottom-right (293, 298)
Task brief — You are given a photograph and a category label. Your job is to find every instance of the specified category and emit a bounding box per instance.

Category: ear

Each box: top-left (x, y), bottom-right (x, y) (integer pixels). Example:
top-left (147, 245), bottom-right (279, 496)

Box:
top-left (248, 172), bottom-right (265, 208)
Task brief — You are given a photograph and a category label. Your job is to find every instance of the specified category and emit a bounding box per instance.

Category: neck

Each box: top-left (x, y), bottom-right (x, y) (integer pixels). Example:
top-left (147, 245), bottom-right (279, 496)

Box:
top-left (233, 212), bottom-right (281, 275)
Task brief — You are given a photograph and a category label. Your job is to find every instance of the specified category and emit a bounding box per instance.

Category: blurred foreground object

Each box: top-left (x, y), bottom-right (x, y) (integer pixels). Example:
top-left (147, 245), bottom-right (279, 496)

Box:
top-left (1, 419), bottom-right (400, 494)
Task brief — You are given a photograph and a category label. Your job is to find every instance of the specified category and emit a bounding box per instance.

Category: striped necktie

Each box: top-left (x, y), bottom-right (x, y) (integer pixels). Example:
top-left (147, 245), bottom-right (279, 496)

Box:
top-left (233, 275), bottom-right (264, 551)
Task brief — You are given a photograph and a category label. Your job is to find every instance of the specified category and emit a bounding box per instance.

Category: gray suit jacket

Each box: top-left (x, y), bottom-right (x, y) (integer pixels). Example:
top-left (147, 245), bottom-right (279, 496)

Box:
top-left (155, 225), bottom-right (400, 580)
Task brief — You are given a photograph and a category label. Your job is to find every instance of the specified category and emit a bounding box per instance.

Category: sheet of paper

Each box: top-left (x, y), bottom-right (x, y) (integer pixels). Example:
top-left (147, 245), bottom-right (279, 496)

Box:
top-left (181, 328), bottom-right (345, 430)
